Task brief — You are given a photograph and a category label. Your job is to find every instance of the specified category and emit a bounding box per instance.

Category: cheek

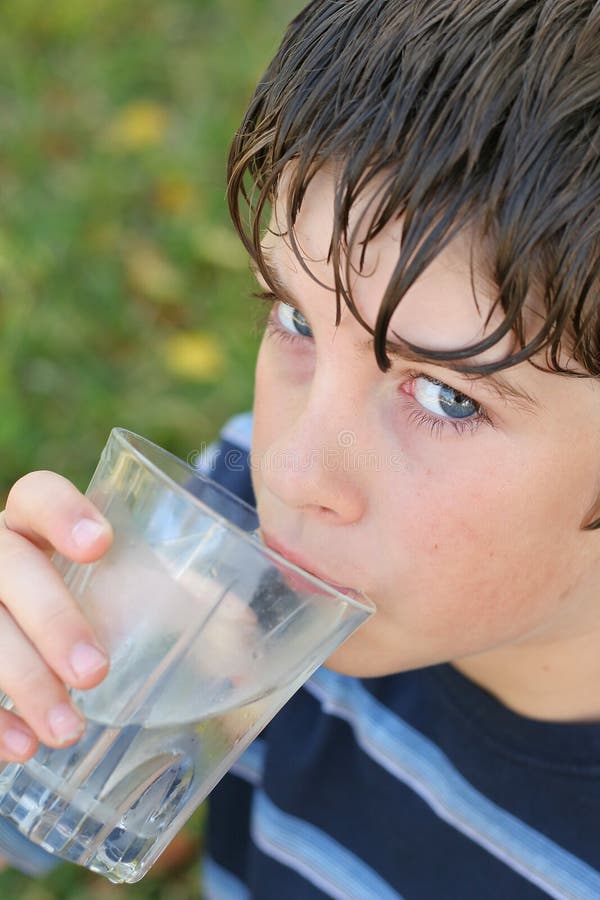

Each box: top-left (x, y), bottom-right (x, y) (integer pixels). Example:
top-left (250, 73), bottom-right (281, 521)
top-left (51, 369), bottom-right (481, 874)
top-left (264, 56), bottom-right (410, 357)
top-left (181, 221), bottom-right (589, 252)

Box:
top-left (252, 345), bottom-right (277, 442)
top-left (253, 343), bottom-right (292, 451)
top-left (251, 342), bottom-right (305, 495)
top-left (384, 459), bottom-right (579, 644)
top-left (252, 335), bottom-right (316, 439)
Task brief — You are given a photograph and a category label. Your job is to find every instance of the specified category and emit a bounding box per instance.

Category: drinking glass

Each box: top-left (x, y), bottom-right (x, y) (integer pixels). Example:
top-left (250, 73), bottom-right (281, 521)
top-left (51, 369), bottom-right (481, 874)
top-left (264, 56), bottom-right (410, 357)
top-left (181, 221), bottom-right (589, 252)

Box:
top-left (0, 429), bottom-right (374, 882)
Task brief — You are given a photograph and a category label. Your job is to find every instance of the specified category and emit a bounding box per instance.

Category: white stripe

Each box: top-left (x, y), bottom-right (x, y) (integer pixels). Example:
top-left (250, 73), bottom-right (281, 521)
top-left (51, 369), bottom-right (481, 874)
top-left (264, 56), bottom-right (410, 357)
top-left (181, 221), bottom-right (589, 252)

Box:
top-left (305, 669), bottom-right (600, 900)
top-left (193, 441), bottom-right (220, 475)
top-left (203, 855), bottom-right (250, 900)
top-left (251, 789), bottom-right (403, 900)
top-left (230, 739), bottom-right (266, 786)
top-left (221, 412), bottom-right (253, 452)
top-left (193, 413), bottom-right (253, 475)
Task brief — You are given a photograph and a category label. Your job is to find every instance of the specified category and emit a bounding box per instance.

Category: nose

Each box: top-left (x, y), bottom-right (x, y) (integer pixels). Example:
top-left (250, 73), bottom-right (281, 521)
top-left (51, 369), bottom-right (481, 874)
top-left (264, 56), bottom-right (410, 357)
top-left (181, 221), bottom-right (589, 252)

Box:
top-left (258, 400), bottom-right (368, 526)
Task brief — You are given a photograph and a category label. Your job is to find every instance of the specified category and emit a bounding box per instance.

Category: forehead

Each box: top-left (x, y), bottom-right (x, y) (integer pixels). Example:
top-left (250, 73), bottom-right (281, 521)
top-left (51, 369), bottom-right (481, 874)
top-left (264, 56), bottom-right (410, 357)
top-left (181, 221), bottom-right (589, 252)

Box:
top-left (268, 168), bottom-right (522, 363)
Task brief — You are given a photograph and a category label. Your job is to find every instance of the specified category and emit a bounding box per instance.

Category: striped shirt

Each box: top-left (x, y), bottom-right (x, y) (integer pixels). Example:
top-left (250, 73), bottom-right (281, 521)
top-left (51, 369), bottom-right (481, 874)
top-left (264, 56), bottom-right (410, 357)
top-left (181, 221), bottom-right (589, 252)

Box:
top-left (199, 414), bottom-right (600, 900)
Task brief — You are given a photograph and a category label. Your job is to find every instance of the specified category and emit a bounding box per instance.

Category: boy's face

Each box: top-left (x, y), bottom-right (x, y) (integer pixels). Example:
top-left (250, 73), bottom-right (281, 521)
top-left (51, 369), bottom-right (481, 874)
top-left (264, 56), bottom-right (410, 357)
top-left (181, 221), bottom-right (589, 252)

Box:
top-left (249, 170), bottom-right (600, 681)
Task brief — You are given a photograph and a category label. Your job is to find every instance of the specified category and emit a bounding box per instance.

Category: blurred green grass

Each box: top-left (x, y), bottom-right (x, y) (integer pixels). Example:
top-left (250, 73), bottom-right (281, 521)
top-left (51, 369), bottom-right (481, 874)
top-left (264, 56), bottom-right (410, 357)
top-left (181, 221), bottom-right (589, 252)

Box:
top-left (0, 0), bottom-right (302, 501)
top-left (0, 0), bottom-right (301, 896)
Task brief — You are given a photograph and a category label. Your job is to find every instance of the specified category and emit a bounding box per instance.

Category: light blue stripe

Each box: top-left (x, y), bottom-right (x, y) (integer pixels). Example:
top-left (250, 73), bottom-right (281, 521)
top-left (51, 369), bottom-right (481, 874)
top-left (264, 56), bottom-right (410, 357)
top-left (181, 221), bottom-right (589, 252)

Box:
top-left (305, 668), bottom-right (600, 900)
top-left (230, 738), bottom-right (266, 786)
top-left (193, 440), bottom-right (220, 476)
top-left (194, 413), bottom-right (253, 475)
top-left (220, 412), bottom-right (253, 452)
top-left (202, 855), bottom-right (250, 900)
top-left (252, 789), bottom-right (403, 900)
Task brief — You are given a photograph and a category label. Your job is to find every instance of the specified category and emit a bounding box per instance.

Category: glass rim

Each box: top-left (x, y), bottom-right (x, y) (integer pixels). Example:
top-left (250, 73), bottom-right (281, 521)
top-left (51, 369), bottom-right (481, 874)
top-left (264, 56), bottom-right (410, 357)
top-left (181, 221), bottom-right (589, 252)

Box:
top-left (109, 427), bottom-right (376, 617)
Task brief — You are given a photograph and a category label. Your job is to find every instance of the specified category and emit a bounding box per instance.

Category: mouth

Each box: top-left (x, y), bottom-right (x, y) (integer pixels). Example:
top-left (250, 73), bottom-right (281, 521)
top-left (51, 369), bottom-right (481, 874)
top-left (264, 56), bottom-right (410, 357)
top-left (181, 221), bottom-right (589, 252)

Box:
top-left (260, 530), bottom-right (353, 592)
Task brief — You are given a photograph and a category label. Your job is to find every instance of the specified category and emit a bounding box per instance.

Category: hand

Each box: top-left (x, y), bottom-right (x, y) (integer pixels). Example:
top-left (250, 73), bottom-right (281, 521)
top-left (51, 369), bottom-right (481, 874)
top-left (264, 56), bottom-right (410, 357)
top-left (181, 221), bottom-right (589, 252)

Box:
top-left (0, 472), bottom-right (112, 761)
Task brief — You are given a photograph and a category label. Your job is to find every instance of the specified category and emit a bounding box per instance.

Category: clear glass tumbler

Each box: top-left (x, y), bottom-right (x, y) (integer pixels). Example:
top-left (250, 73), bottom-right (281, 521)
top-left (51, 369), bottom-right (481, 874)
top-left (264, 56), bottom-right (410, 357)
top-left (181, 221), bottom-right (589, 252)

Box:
top-left (0, 429), bottom-right (374, 882)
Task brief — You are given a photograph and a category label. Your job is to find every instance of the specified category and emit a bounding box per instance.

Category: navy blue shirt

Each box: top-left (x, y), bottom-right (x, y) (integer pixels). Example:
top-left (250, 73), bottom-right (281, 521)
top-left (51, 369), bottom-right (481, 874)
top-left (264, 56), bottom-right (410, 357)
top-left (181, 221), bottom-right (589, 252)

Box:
top-left (0, 412), bottom-right (597, 896)
top-left (200, 415), bottom-right (600, 900)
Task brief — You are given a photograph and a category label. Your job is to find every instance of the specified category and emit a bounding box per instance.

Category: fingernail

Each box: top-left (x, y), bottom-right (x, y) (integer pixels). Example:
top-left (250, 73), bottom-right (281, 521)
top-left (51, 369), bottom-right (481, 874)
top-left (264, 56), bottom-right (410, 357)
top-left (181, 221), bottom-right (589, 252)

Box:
top-left (70, 642), bottom-right (108, 680)
top-left (72, 518), bottom-right (108, 549)
top-left (3, 728), bottom-right (34, 757)
top-left (48, 703), bottom-right (85, 743)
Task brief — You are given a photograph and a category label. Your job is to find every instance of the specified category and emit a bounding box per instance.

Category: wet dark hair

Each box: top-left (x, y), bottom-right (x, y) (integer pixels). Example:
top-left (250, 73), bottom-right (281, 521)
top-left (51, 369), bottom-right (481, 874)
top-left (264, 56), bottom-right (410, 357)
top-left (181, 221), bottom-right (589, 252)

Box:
top-left (227, 0), bottom-right (600, 525)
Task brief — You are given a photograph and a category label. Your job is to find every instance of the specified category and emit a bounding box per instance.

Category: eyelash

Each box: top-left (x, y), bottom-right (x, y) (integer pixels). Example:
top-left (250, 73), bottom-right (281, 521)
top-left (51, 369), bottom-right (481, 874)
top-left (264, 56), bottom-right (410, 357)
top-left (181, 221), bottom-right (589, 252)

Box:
top-left (264, 316), bottom-right (305, 346)
top-left (255, 293), bottom-right (493, 437)
top-left (252, 291), bottom-right (314, 348)
top-left (404, 403), bottom-right (490, 438)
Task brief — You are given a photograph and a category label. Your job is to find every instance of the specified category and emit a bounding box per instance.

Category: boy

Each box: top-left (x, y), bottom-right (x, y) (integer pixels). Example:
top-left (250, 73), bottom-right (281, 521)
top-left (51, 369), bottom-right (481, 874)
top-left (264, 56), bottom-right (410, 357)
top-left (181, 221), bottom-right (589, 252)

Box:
top-left (0, 0), bottom-right (599, 896)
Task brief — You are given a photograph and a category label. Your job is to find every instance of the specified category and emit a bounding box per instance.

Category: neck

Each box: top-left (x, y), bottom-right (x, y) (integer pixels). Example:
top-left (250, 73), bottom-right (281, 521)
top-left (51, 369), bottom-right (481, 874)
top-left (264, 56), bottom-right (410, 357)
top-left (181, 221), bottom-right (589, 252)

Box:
top-left (453, 626), bottom-right (600, 723)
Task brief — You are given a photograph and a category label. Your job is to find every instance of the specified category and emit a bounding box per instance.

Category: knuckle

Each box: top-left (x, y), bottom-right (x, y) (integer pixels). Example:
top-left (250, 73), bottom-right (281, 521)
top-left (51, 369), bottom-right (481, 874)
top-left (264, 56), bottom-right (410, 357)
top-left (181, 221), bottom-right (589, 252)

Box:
top-left (6, 470), bottom-right (48, 510)
top-left (0, 649), bottom-right (55, 706)
top-left (16, 662), bottom-right (47, 695)
top-left (0, 527), bottom-right (31, 566)
top-left (6, 470), bottom-right (73, 518)
top-left (17, 661), bottom-right (58, 698)
top-left (37, 600), bottom-right (78, 638)
top-left (0, 609), bottom-right (46, 680)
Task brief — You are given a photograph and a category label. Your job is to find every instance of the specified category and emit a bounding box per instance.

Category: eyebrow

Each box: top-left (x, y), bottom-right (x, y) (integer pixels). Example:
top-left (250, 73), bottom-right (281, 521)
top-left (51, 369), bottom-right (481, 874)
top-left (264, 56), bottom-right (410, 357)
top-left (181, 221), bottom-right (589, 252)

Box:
top-left (250, 255), bottom-right (538, 410)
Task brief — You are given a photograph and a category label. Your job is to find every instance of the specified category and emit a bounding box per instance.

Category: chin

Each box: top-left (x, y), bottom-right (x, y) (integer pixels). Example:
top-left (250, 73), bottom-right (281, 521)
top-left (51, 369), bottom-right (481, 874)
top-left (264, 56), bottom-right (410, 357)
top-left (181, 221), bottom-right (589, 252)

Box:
top-left (322, 629), bottom-right (458, 679)
top-left (322, 639), bottom-right (408, 679)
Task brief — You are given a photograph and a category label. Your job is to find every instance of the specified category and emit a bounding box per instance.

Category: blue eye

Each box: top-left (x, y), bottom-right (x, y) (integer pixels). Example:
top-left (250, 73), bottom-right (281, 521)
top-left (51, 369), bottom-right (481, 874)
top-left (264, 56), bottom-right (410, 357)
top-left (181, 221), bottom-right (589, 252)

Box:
top-left (413, 376), bottom-right (479, 420)
top-left (276, 301), bottom-right (313, 338)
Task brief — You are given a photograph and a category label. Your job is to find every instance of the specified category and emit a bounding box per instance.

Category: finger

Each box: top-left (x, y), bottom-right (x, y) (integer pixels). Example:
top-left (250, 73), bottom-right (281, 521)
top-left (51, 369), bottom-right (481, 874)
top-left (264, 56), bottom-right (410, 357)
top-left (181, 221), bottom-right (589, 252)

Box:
top-left (3, 471), bottom-right (112, 563)
top-left (0, 607), bottom-right (86, 750)
top-left (0, 528), bottom-right (109, 691)
top-left (0, 707), bottom-right (38, 762)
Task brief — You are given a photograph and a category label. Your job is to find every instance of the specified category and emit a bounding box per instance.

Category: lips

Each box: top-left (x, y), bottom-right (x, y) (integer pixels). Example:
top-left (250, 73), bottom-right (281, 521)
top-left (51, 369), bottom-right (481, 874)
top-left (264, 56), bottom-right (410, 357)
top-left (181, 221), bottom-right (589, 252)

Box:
top-left (260, 530), bottom-right (352, 592)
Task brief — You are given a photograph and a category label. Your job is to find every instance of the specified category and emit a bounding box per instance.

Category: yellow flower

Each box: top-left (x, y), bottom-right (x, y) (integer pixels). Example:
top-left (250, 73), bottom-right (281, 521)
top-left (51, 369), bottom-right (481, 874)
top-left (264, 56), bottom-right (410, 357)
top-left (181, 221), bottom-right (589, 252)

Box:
top-left (162, 332), bottom-right (226, 381)
top-left (192, 224), bottom-right (247, 271)
top-left (125, 240), bottom-right (183, 305)
top-left (155, 175), bottom-right (196, 215)
top-left (106, 101), bottom-right (169, 151)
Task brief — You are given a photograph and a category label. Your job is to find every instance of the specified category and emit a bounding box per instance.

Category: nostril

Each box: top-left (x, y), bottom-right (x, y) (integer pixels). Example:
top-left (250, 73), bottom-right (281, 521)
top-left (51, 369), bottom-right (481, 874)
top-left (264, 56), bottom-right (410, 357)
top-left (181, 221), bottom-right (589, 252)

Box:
top-left (259, 452), bottom-right (365, 525)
